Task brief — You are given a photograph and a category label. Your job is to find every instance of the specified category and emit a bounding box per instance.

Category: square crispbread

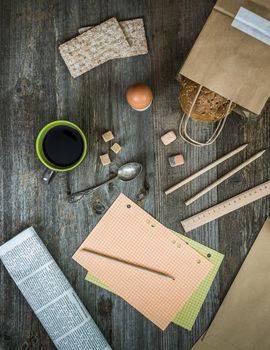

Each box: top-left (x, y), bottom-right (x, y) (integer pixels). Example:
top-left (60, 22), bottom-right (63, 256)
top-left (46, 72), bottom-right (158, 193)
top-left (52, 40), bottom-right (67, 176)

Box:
top-left (78, 19), bottom-right (148, 58)
top-left (59, 17), bottom-right (130, 78)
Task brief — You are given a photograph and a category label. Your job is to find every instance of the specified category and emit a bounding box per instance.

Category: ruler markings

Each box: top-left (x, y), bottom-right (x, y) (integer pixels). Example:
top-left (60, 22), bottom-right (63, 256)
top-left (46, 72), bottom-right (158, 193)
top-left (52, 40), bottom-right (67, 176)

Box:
top-left (181, 181), bottom-right (270, 232)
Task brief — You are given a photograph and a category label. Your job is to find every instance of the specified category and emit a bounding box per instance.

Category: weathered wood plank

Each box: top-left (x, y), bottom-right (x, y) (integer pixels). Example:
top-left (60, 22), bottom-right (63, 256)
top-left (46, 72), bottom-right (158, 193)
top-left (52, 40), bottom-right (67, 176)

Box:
top-left (1, 0), bottom-right (269, 349)
top-left (1, 0), bottom-right (155, 349)
top-left (149, 1), bottom-right (220, 349)
top-left (218, 105), bottom-right (270, 298)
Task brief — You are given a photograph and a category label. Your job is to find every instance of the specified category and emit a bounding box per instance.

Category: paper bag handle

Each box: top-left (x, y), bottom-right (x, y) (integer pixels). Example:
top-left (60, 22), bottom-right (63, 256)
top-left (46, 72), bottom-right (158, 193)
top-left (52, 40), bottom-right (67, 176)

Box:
top-left (179, 85), bottom-right (233, 147)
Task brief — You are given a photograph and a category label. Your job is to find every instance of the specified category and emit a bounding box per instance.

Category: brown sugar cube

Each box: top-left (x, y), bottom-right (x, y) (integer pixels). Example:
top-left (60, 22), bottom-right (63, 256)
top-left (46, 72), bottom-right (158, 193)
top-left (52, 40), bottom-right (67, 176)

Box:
top-left (102, 131), bottom-right (114, 142)
top-left (161, 131), bottom-right (177, 145)
top-left (168, 154), bottom-right (185, 167)
top-left (111, 143), bottom-right (121, 154)
top-left (100, 154), bottom-right (111, 166)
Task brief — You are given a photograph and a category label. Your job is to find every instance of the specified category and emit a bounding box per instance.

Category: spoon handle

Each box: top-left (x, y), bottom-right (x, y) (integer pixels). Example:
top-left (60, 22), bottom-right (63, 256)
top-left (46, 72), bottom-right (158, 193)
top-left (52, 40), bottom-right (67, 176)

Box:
top-left (68, 175), bottom-right (118, 203)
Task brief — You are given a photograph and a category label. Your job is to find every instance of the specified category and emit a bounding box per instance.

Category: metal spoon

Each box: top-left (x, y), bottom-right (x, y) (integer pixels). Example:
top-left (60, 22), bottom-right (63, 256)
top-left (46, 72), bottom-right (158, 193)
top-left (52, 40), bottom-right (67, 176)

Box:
top-left (68, 162), bottom-right (143, 203)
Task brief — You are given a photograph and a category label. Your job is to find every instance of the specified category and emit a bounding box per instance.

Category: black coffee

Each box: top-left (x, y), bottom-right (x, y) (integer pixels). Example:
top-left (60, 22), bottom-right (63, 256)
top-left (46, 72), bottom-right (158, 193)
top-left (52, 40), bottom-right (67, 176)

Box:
top-left (43, 125), bottom-right (84, 167)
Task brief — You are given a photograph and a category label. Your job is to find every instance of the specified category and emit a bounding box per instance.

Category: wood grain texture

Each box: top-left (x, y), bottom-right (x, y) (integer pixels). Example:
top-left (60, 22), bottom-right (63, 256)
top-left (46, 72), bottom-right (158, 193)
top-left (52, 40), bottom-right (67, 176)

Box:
top-left (0, 1), bottom-right (269, 349)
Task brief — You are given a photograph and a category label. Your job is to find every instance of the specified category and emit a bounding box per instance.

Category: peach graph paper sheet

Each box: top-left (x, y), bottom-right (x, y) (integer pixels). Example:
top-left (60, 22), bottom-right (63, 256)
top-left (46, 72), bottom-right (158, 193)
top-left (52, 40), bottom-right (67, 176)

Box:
top-left (72, 193), bottom-right (212, 330)
top-left (85, 231), bottom-right (224, 331)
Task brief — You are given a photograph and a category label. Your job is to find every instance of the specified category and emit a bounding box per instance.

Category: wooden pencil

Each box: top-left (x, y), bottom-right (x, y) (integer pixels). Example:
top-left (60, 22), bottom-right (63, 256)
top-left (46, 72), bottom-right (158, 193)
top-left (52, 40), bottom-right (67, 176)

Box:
top-left (165, 144), bottom-right (248, 195)
top-left (185, 150), bottom-right (266, 206)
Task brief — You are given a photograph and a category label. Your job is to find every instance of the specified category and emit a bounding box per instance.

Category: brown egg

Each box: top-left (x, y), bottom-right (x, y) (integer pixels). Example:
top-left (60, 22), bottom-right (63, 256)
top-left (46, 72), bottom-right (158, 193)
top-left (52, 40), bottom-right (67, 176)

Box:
top-left (126, 83), bottom-right (153, 111)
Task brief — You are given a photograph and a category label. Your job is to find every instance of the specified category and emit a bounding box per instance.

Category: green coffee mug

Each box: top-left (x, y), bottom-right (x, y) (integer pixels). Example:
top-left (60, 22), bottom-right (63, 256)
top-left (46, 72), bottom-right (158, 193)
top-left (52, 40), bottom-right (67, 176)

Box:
top-left (36, 120), bottom-right (87, 184)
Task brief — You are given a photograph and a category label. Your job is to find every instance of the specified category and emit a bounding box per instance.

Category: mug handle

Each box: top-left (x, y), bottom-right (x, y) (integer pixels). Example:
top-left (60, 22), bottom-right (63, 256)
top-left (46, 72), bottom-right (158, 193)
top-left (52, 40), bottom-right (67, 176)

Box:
top-left (42, 168), bottom-right (55, 184)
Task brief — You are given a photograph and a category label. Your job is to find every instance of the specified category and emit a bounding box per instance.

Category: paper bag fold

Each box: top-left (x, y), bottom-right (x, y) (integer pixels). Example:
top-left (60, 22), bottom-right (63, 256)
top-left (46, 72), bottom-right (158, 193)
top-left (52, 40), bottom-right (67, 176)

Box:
top-left (192, 218), bottom-right (270, 350)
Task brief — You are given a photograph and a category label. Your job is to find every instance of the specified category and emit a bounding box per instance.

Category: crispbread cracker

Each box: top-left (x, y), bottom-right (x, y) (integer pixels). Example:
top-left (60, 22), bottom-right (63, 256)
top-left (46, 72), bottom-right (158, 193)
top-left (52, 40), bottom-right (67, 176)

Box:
top-left (78, 19), bottom-right (148, 58)
top-left (59, 17), bottom-right (130, 78)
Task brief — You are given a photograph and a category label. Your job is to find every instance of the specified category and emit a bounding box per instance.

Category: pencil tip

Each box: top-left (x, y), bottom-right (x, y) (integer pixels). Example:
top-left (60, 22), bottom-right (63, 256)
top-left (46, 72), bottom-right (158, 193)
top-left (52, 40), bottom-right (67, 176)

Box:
top-left (238, 144), bottom-right (248, 150)
top-left (255, 149), bottom-right (266, 157)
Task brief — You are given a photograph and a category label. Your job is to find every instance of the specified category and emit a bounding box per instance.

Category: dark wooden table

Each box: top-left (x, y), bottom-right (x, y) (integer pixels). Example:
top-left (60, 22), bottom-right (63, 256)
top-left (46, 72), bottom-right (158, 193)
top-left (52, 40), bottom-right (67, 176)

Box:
top-left (1, 1), bottom-right (269, 349)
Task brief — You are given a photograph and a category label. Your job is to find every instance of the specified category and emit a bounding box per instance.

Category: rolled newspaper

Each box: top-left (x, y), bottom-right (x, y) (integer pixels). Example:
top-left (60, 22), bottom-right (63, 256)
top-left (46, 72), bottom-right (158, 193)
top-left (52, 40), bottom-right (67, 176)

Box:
top-left (0, 227), bottom-right (111, 350)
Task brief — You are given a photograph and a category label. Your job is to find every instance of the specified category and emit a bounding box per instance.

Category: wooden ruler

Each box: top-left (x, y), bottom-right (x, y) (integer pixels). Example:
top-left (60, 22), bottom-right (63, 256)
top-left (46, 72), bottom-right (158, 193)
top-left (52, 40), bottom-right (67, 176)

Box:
top-left (181, 180), bottom-right (270, 232)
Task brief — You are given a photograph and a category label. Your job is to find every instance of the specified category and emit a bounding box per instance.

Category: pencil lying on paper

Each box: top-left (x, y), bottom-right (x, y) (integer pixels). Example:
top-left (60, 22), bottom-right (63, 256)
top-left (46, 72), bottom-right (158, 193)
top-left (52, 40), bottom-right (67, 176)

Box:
top-left (81, 248), bottom-right (175, 281)
top-left (165, 144), bottom-right (248, 195)
top-left (185, 150), bottom-right (266, 206)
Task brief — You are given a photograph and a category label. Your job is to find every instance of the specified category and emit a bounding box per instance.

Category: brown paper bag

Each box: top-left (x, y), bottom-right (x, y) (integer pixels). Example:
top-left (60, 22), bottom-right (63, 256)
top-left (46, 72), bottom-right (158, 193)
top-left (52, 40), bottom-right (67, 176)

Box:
top-left (178, 0), bottom-right (270, 116)
top-left (192, 218), bottom-right (270, 350)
